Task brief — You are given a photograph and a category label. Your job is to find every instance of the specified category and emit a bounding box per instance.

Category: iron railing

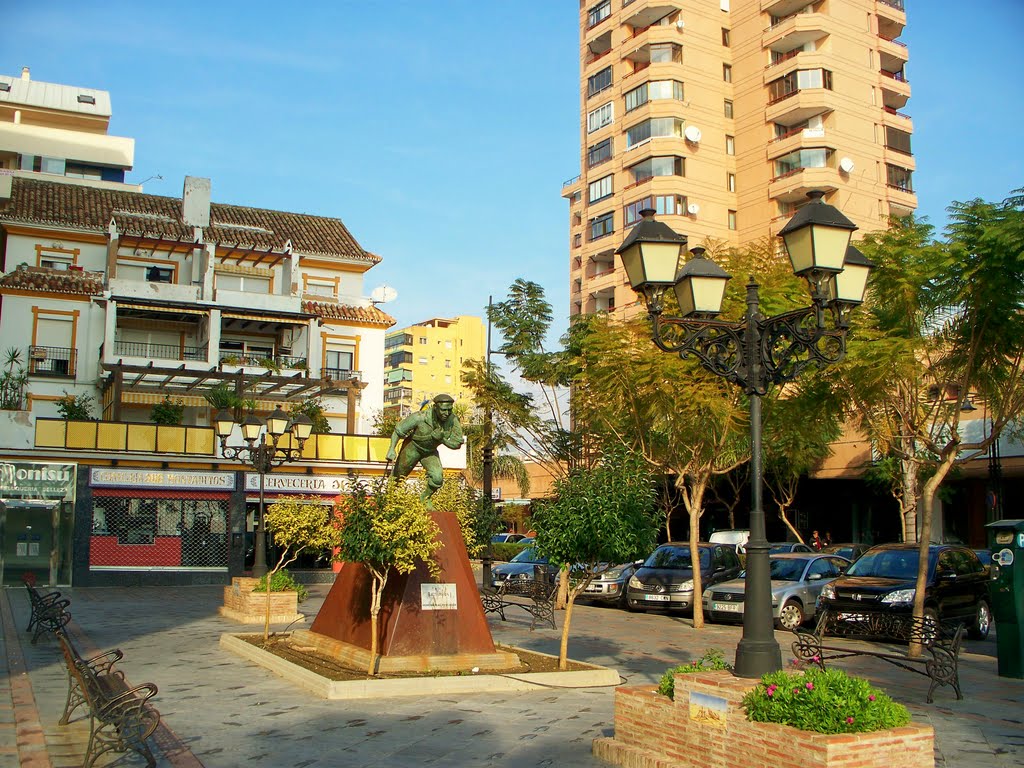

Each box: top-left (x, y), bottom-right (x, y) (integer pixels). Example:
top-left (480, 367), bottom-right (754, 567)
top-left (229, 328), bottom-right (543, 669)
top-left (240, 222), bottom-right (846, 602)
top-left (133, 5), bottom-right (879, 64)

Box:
top-left (114, 341), bottom-right (206, 361)
top-left (28, 346), bottom-right (77, 377)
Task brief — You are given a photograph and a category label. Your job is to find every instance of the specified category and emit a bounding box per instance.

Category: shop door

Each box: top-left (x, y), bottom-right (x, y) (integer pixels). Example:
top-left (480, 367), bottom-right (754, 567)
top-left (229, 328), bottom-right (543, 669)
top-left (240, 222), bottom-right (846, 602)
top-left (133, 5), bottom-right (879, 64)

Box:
top-left (0, 502), bottom-right (56, 586)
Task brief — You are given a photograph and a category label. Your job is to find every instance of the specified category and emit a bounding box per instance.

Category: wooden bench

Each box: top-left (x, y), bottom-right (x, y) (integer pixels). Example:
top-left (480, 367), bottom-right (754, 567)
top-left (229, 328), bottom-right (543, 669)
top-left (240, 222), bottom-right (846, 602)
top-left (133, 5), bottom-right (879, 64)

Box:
top-left (56, 629), bottom-right (161, 768)
top-left (25, 583), bottom-right (71, 645)
top-left (482, 578), bottom-right (557, 630)
top-left (792, 608), bottom-right (965, 703)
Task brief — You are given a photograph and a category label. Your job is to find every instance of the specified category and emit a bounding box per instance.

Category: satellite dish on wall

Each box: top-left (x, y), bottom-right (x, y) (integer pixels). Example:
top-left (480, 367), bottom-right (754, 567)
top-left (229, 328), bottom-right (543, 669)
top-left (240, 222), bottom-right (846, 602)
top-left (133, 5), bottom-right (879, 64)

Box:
top-left (684, 125), bottom-right (702, 143)
top-left (371, 284), bottom-right (398, 304)
top-left (839, 157), bottom-right (855, 173)
top-left (687, 202), bottom-right (700, 215)
top-left (676, 19), bottom-right (685, 29)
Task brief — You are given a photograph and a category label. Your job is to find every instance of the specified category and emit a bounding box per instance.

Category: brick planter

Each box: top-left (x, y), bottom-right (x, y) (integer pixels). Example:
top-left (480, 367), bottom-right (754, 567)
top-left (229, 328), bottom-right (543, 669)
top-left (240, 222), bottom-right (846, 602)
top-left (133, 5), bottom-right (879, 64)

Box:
top-left (218, 577), bottom-right (303, 624)
top-left (593, 671), bottom-right (934, 768)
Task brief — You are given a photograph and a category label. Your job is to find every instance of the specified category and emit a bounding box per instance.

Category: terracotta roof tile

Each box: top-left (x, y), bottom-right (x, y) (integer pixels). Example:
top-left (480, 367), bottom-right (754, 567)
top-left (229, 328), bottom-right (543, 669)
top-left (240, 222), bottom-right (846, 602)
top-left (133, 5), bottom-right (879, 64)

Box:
top-left (303, 300), bottom-right (395, 327)
top-left (0, 177), bottom-right (376, 263)
top-left (0, 264), bottom-right (103, 295)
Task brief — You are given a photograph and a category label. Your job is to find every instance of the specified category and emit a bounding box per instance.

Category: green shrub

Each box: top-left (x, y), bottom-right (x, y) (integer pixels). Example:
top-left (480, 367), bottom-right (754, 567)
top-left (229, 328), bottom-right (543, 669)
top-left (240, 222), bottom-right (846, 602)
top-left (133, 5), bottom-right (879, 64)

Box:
top-left (741, 667), bottom-right (910, 734)
top-left (150, 396), bottom-right (185, 425)
top-left (252, 569), bottom-right (308, 602)
top-left (490, 542), bottom-right (530, 562)
top-left (658, 649), bottom-right (732, 700)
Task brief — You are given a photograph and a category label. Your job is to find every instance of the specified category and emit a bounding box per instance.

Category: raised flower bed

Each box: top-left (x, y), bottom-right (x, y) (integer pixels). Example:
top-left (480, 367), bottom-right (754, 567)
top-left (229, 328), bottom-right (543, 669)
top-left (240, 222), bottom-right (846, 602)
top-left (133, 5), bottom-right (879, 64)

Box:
top-left (593, 668), bottom-right (934, 768)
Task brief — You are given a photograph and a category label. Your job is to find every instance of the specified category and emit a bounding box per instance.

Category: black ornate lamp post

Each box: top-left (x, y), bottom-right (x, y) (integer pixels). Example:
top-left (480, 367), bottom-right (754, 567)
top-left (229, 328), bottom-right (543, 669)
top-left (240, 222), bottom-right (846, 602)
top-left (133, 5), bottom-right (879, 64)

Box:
top-left (214, 405), bottom-right (313, 578)
top-left (618, 192), bottom-right (873, 678)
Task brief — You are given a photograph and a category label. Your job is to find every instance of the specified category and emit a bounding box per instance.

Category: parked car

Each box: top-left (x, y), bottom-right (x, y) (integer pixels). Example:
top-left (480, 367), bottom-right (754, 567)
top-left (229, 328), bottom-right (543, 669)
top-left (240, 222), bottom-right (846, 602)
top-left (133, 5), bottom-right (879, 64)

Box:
top-left (709, 529), bottom-right (750, 554)
top-left (491, 533), bottom-right (526, 544)
top-left (702, 553), bottom-right (851, 630)
top-left (518, 536), bottom-right (536, 546)
top-left (626, 543), bottom-right (742, 613)
top-left (822, 542), bottom-right (870, 562)
top-left (579, 561), bottom-right (643, 608)
top-left (491, 547), bottom-right (556, 587)
top-left (974, 549), bottom-right (993, 576)
top-left (818, 543), bottom-right (992, 640)
top-left (768, 542), bottom-right (814, 554)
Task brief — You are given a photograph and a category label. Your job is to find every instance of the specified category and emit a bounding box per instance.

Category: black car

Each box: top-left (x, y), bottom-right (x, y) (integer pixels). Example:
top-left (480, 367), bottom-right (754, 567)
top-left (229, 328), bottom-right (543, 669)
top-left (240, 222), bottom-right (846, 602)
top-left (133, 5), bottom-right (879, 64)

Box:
top-left (626, 543), bottom-right (742, 613)
top-left (822, 542), bottom-right (870, 562)
top-left (817, 543), bottom-right (992, 640)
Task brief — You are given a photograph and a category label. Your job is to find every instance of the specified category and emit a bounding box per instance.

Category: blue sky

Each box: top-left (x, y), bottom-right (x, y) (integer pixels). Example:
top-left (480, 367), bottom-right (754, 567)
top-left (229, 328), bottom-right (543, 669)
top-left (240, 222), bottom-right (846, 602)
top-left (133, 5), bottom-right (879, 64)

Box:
top-left (3, 1), bottom-right (1022, 339)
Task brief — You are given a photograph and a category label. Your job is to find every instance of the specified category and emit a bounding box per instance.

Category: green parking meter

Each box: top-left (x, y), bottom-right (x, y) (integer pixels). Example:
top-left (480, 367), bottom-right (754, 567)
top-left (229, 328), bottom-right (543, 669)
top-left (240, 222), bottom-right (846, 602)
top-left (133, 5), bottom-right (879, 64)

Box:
top-left (986, 520), bottom-right (1024, 678)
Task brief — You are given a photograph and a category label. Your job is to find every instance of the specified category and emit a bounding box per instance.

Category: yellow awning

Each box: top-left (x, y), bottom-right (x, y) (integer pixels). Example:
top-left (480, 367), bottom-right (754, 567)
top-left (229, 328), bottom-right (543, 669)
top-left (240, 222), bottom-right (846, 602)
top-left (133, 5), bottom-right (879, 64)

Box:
top-left (117, 303), bottom-right (208, 315)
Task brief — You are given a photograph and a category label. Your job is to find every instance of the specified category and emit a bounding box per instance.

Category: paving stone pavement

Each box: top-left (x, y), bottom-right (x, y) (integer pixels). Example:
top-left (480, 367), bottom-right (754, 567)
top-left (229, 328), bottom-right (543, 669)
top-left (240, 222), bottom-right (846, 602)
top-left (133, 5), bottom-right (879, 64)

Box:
top-left (2, 581), bottom-right (1022, 768)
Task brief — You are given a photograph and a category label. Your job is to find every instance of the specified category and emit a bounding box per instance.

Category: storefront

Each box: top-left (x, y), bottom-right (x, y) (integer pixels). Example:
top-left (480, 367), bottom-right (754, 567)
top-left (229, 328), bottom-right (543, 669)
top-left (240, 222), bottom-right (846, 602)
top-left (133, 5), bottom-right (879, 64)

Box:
top-left (0, 461), bottom-right (77, 587)
top-left (76, 467), bottom-right (242, 587)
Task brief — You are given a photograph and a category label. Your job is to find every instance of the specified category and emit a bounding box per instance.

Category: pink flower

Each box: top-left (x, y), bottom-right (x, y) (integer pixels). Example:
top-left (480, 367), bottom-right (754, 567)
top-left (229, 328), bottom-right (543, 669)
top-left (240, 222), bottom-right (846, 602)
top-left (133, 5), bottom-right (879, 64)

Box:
top-left (868, 695), bottom-right (876, 702)
top-left (846, 717), bottom-right (855, 724)
top-left (766, 684), bottom-right (777, 698)
top-left (793, 688), bottom-right (800, 694)
top-left (805, 682), bottom-right (814, 690)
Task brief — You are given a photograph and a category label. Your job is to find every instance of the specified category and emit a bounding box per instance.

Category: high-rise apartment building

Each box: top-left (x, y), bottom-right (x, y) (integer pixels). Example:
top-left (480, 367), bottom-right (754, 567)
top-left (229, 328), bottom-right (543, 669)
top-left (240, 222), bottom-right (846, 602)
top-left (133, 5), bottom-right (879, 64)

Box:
top-left (383, 316), bottom-right (486, 418)
top-left (565, 0), bottom-right (914, 317)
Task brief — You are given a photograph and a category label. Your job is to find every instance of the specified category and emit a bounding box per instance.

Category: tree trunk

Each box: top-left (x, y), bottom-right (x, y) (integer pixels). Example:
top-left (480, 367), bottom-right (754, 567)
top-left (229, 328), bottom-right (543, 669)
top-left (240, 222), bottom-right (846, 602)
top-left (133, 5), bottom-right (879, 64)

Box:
top-left (778, 503), bottom-right (803, 543)
top-left (900, 446), bottom-right (919, 542)
top-left (263, 572), bottom-right (273, 643)
top-left (555, 568), bottom-right (569, 610)
top-left (908, 449), bottom-right (957, 657)
top-left (368, 575), bottom-right (386, 675)
top-left (684, 474), bottom-right (709, 630)
top-left (559, 583), bottom-right (585, 670)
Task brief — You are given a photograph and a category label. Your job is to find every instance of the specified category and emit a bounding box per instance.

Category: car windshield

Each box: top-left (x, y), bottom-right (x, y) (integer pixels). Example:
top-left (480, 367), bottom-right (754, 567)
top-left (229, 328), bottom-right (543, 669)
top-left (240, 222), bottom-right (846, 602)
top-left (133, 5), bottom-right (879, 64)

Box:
top-left (769, 545), bottom-right (792, 554)
top-left (846, 549), bottom-right (936, 579)
top-left (644, 546), bottom-right (711, 570)
top-left (826, 546), bottom-right (855, 560)
top-left (511, 547), bottom-right (548, 565)
top-left (769, 558), bottom-right (808, 581)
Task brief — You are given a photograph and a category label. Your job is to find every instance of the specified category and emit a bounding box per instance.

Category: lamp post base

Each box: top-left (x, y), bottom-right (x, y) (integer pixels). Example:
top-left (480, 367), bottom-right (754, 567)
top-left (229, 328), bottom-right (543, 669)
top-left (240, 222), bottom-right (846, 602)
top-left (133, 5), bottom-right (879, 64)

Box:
top-left (732, 637), bottom-right (782, 679)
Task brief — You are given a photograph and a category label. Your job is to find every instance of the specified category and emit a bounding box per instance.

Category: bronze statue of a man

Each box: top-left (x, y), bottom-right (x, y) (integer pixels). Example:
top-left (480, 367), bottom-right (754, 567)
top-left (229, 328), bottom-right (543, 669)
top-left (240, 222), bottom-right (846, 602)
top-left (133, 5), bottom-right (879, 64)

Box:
top-left (385, 394), bottom-right (464, 507)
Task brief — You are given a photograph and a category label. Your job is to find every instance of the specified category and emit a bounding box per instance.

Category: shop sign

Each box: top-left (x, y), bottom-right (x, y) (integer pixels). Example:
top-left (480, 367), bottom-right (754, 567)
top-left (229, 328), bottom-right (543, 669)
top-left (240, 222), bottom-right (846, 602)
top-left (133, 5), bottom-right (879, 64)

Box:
top-left (245, 473), bottom-right (354, 495)
top-left (90, 468), bottom-right (234, 490)
top-left (0, 461), bottom-right (76, 499)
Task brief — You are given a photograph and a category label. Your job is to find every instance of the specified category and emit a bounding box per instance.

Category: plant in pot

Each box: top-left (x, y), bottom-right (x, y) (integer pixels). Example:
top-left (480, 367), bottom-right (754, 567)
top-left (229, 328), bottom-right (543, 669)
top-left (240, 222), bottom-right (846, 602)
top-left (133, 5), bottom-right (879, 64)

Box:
top-left (150, 396), bottom-right (185, 425)
top-left (56, 391), bottom-right (95, 421)
top-left (0, 347), bottom-right (28, 410)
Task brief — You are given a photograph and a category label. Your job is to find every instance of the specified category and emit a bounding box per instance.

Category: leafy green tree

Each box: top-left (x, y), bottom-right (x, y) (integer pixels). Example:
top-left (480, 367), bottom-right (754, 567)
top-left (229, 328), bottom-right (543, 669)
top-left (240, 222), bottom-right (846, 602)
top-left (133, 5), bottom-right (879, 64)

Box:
top-left (532, 447), bottom-right (658, 669)
top-left (288, 396), bottom-right (331, 433)
top-left (150, 396), bottom-right (185, 425)
top-left (56, 391), bottom-right (94, 421)
top-left (261, 495), bottom-right (338, 642)
top-left (333, 479), bottom-right (441, 674)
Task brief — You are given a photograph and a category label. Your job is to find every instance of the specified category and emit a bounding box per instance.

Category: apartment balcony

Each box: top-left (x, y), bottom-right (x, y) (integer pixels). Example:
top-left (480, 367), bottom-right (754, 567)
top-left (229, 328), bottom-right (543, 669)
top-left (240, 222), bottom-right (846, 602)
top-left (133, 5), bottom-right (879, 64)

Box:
top-left (217, 351), bottom-right (310, 375)
top-left (769, 166), bottom-right (841, 203)
top-left (623, 41), bottom-right (682, 68)
top-left (586, 249), bottom-right (617, 281)
top-left (107, 277), bottom-right (200, 304)
top-left (561, 175), bottom-right (582, 201)
top-left (876, 0), bottom-right (906, 37)
top-left (767, 125), bottom-right (827, 157)
top-left (27, 346), bottom-right (77, 378)
top-left (883, 145), bottom-right (915, 169)
top-left (761, 0), bottom-right (814, 16)
top-left (762, 12), bottom-right (831, 52)
top-left (879, 69), bottom-right (911, 110)
top-left (323, 367), bottom-right (361, 382)
top-left (115, 341), bottom-right (208, 364)
top-left (623, 2), bottom-right (682, 31)
top-left (585, 29), bottom-right (613, 66)
top-left (765, 88), bottom-right (836, 126)
top-left (881, 105), bottom-right (913, 131)
top-left (587, 286), bottom-right (617, 314)
top-left (886, 184), bottom-right (917, 217)
top-left (762, 51), bottom-right (828, 84)
top-left (878, 35), bottom-right (908, 74)
top-left (212, 289), bottom-right (302, 315)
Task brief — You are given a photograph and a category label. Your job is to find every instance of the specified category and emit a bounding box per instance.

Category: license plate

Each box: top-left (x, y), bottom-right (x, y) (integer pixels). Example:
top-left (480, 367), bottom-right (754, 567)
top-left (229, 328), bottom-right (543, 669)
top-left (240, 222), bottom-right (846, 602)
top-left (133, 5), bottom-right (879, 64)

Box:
top-left (712, 602), bottom-right (742, 613)
top-left (644, 594), bottom-right (670, 602)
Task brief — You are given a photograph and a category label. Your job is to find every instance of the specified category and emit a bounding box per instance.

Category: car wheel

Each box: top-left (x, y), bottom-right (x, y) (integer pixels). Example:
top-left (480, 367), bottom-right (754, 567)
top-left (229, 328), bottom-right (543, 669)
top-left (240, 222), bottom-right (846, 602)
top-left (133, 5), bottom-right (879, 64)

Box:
top-left (776, 600), bottom-right (804, 630)
top-left (970, 600), bottom-right (991, 640)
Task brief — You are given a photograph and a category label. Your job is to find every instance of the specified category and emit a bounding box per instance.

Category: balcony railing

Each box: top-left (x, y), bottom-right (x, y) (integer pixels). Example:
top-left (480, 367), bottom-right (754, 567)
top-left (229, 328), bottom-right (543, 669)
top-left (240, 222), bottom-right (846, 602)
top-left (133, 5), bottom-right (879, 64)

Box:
top-left (883, 106), bottom-right (912, 120)
top-left (28, 346), bottom-right (77, 377)
top-left (115, 341), bottom-right (206, 361)
top-left (218, 353), bottom-right (309, 372)
top-left (324, 368), bottom-right (361, 381)
top-left (878, 0), bottom-right (904, 10)
top-left (881, 69), bottom-right (908, 83)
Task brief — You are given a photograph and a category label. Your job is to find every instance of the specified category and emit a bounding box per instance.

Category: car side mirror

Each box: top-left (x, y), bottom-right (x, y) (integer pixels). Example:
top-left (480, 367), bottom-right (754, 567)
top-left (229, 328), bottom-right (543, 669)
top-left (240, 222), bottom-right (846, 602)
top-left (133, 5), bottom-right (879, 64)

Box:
top-left (808, 573), bottom-right (823, 581)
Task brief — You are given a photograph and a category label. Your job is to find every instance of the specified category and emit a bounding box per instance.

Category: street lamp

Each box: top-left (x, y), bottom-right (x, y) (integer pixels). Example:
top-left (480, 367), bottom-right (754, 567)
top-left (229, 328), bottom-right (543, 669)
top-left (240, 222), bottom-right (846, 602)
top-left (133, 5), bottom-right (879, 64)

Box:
top-left (214, 405), bottom-right (313, 578)
top-left (619, 192), bottom-right (873, 678)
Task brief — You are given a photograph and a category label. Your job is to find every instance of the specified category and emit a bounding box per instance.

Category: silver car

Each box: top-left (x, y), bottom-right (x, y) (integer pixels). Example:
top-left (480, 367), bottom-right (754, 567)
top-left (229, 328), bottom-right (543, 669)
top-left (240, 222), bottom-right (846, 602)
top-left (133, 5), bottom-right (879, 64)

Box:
top-left (701, 553), bottom-right (850, 630)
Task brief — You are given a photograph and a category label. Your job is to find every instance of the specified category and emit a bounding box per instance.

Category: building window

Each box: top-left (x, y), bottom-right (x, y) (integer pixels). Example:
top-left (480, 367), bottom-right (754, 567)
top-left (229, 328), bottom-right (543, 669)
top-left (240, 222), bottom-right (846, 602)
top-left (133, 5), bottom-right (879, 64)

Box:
top-left (418, 356), bottom-right (428, 365)
top-left (722, 28), bottom-right (731, 46)
top-left (884, 126), bottom-right (912, 155)
top-left (886, 164), bottom-right (913, 192)
top-left (649, 43), bottom-right (682, 64)
top-left (627, 156), bottom-right (685, 184)
top-left (724, 99), bottom-right (733, 118)
top-left (774, 148), bottom-right (835, 178)
top-left (589, 212), bottom-right (614, 241)
top-left (768, 69), bottom-right (833, 103)
top-left (624, 80), bottom-right (684, 112)
top-left (587, 138), bottom-right (613, 168)
top-left (589, 174), bottom-right (614, 203)
top-left (146, 266), bottom-right (174, 284)
top-left (727, 173), bottom-right (736, 192)
top-left (587, 66), bottom-right (613, 98)
top-left (444, 360), bottom-right (452, 368)
top-left (215, 272), bottom-right (270, 294)
top-left (728, 210), bottom-right (737, 230)
top-left (588, 0), bottom-right (611, 27)
top-left (626, 117), bottom-right (684, 148)
top-left (625, 195), bottom-right (687, 226)
top-left (723, 64), bottom-right (732, 82)
top-left (419, 337), bottom-right (427, 344)
top-left (587, 102), bottom-right (614, 133)
top-left (726, 135), bottom-right (735, 155)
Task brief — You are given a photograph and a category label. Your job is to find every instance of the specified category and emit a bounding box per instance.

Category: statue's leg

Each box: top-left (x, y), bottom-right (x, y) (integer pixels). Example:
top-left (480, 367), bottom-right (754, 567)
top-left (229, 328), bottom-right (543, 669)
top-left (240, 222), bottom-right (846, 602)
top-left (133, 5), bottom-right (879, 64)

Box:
top-left (420, 454), bottom-right (444, 507)
top-left (392, 444), bottom-right (421, 478)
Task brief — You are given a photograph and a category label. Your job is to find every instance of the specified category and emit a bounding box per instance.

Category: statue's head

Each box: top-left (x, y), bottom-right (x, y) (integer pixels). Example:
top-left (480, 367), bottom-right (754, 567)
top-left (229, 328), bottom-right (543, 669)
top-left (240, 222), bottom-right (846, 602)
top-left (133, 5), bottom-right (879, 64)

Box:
top-left (433, 393), bottom-right (455, 422)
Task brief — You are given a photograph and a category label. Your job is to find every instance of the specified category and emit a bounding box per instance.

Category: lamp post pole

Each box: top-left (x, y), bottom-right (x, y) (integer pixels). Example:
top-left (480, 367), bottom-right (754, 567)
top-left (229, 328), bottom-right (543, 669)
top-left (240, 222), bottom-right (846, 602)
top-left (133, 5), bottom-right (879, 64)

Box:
top-left (215, 407), bottom-right (312, 579)
top-left (618, 194), bottom-right (873, 678)
top-left (481, 296), bottom-right (495, 590)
